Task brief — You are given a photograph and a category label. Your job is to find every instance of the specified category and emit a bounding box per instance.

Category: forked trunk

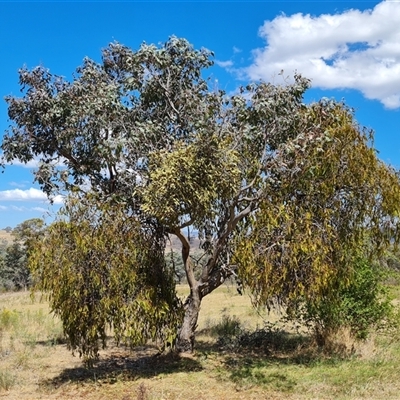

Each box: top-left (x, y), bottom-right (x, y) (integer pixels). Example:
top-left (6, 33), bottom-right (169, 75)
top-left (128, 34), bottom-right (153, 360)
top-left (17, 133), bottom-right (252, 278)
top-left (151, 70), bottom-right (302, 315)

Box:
top-left (176, 287), bottom-right (201, 353)
top-left (172, 227), bottom-right (230, 353)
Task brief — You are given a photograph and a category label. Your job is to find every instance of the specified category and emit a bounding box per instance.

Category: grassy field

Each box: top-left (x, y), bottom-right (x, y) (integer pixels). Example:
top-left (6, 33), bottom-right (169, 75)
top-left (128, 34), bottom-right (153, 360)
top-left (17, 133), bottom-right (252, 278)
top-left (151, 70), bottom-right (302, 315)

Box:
top-left (1, 285), bottom-right (400, 399)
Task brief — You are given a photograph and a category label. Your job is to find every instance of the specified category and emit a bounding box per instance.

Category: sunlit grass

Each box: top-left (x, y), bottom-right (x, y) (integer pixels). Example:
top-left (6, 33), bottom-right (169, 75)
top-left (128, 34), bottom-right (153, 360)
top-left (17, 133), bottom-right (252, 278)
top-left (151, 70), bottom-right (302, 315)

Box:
top-left (0, 293), bottom-right (65, 395)
top-left (0, 284), bottom-right (400, 399)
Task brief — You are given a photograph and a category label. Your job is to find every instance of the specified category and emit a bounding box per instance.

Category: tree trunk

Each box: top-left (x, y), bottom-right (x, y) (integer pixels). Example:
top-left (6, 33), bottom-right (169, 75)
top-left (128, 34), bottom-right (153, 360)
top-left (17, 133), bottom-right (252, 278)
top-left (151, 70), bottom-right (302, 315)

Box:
top-left (172, 227), bottom-right (232, 353)
top-left (176, 287), bottom-right (201, 353)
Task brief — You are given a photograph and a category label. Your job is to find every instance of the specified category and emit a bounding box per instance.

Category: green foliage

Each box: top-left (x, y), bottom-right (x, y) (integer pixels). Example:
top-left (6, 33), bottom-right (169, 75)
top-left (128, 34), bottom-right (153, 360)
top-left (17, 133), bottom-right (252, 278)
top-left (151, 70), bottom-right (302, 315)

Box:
top-left (12, 218), bottom-right (44, 242)
top-left (235, 101), bottom-right (400, 306)
top-left (2, 37), bottom-right (400, 353)
top-left (0, 218), bottom-right (45, 291)
top-left (141, 136), bottom-right (241, 228)
top-left (286, 258), bottom-right (395, 345)
top-left (209, 314), bottom-right (242, 338)
top-left (29, 195), bottom-right (183, 359)
top-left (166, 249), bottom-right (185, 283)
top-left (1, 243), bottom-right (29, 290)
top-left (0, 308), bottom-right (19, 329)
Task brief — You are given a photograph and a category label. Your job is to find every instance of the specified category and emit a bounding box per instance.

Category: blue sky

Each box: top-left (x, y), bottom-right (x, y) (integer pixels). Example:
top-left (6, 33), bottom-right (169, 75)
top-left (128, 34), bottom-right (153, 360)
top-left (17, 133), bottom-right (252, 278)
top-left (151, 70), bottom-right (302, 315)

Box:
top-left (0, 0), bottom-right (399, 227)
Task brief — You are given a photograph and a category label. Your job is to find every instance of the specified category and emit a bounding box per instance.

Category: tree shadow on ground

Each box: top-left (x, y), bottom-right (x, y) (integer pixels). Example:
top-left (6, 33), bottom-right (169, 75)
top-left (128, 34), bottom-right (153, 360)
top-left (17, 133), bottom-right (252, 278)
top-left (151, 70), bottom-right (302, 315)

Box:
top-left (195, 327), bottom-right (350, 391)
top-left (45, 345), bottom-right (203, 389)
top-left (44, 328), bottom-right (346, 392)
top-left (196, 327), bottom-right (316, 363)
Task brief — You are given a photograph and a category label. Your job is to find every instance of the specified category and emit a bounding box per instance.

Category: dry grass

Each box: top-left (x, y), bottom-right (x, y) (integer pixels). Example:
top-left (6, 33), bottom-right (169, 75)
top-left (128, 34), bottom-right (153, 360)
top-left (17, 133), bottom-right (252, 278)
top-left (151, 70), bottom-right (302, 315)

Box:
top-left (0, 285), bottom-right (400, 399)
top-left (0, 229), bottom-right (13, 240)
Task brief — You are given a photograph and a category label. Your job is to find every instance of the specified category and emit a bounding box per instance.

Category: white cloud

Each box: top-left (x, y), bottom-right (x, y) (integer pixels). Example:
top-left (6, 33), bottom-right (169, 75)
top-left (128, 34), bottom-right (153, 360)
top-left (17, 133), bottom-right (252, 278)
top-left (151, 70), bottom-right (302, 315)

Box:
top-left (51, 195), bottom-right (64, 205)
top-left (32, 207), bottom-right (50, 213)
top-left (245, 1), bottom-right (400, 109)
top-left (10, 205), bottom-right (28, 212)
top-left (1, 155), bottom-right (67, 169)
top-left (0, 204), bottom-right (57, 214)
top-left (0, 188), bottom-right (47, 202)
top-left (215, 60), bottom-right (234, 68)
top-left (0, 188), bottom-right (64, 204)
top-left (3, 158), bottom-right (41, 169)
top-left (9, 181), bottom-right (30, 188)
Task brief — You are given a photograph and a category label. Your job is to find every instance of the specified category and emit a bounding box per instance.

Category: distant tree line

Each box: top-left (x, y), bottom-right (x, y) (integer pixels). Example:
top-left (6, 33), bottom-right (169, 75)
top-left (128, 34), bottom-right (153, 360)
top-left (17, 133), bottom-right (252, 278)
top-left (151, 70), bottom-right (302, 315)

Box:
top-left (0, 217), bottom-right (192, 291)
top-left (0, 218), bottom-right (45, 291)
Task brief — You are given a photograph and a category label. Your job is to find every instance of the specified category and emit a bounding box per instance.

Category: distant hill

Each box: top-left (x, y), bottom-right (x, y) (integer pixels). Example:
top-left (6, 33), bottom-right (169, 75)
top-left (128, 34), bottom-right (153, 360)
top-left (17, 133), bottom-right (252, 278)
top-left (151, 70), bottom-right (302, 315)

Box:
top-left (0, 228), bottom-right (200, 254)
top-left (166, 235), bottom-right (201, 252)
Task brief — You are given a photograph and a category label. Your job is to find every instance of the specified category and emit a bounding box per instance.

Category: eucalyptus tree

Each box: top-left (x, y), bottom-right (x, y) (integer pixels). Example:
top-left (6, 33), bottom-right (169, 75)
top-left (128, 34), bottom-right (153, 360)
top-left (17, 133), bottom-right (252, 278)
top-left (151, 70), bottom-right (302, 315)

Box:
top-left (0, 218), bottom-right (45, 290)
top-left (2, 37), bottom-right (400, 356)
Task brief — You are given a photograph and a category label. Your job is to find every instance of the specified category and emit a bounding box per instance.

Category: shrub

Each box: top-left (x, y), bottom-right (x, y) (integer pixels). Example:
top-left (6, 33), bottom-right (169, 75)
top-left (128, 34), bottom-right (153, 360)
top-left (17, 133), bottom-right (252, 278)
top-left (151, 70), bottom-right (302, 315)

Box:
top-left (0, 370), bottom-right (15, 391)
top-left (286, 257), bottom-right (395, 348)
top-left (210, 314), bottom-right (242, 338)
top-left (0, 309), bottom-right (19, 330)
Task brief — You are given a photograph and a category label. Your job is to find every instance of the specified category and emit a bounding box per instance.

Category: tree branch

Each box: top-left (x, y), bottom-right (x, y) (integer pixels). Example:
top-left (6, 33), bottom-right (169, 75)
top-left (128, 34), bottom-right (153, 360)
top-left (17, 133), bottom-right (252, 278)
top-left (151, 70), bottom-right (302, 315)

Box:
top-left (172, 228), bottom-right (197, 289)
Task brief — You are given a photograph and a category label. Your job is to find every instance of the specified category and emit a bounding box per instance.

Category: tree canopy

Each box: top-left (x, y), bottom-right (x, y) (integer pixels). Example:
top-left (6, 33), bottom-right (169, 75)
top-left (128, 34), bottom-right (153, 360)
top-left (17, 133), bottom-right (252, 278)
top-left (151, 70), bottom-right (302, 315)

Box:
top-left (2, 37), bottom-right (400, 356)
top-left (29, 198), bottom-right (181, 359)
top-left (235, 101), bottom-right (400, 305)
